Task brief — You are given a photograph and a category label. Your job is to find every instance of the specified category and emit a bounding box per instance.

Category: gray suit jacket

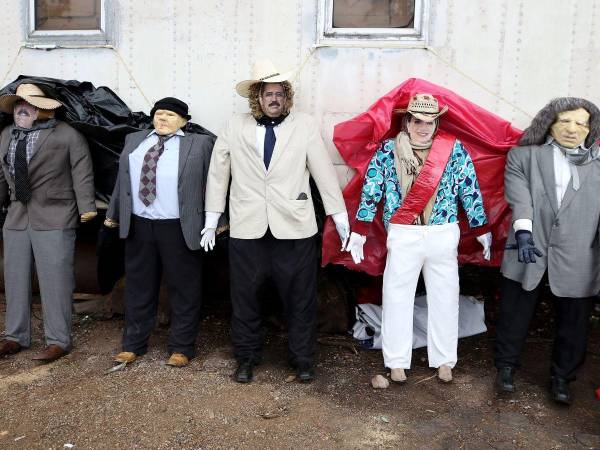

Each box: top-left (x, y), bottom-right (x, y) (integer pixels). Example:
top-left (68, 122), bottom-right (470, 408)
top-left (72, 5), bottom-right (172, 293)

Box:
top-left (106, 130), bottom-right (214, 251)
top-left (0, 121), bottom-right (96, 230)
top-left (500, 144), bottom-right (600, 297)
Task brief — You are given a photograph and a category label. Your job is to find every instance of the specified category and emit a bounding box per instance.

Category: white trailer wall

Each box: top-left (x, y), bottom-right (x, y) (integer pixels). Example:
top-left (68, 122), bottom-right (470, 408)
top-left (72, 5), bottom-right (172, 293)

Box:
top-left (0, 0), bottom-right (598, 186)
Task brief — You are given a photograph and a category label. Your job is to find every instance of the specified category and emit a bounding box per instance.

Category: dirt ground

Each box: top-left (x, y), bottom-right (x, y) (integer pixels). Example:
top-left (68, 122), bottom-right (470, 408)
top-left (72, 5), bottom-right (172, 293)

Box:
top-left (0, 296), bottom-right (599, 450)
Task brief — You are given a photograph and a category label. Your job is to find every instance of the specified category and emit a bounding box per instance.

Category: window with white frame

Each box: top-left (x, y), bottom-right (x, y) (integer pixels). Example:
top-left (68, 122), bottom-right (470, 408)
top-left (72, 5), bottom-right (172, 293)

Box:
top-left (26, 0), bottom-right (113, 47)
top-left (317, 0), bottom-right (428, 46)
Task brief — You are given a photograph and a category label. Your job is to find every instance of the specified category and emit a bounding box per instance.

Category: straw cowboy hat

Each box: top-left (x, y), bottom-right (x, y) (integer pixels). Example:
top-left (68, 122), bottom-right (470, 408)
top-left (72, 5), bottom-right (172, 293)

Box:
top-left (235, 58), bottom-right (295, 98)
top-left (0, 83), bottom-right (62, 114)
top-left (395, 93), bottom-right (448, 122)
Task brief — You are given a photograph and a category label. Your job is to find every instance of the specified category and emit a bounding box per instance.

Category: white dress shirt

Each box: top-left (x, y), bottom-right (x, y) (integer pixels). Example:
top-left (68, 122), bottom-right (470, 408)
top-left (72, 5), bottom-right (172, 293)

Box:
top-left (255, 124), bottom-right (279, 158)
top-left (129, 129), bottom-right (184, 219)
top-left (513, 140), bottom-right (572, 233)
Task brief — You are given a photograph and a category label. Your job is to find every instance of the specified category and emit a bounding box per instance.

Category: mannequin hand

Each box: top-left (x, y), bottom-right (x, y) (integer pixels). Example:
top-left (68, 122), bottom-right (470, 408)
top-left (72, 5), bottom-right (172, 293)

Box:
top-left (515, 230), bottom-right (543, 263)
top-left (200, 227), bottom-right (216, 252)
top-left (476, 232), bottom-right (492, 261)
top-left (332, 211), bottom-right (350, 250)
top-left (80, 211), bottom-right (97, 222)
top-left (103, 218), bottom-right (119, 228)
top-left (345, 232), bottom-right (366, 264)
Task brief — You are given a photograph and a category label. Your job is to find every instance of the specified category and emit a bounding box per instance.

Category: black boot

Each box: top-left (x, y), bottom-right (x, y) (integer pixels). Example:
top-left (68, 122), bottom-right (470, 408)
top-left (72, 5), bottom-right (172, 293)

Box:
top-left (234, 361), bottom-right (254, 383)
top-left (550, 377), bottom-right (571, 405)
top-left (296, 363), bottom-right (315, 383)
top-left (495, 367), bottom-right (515, 393)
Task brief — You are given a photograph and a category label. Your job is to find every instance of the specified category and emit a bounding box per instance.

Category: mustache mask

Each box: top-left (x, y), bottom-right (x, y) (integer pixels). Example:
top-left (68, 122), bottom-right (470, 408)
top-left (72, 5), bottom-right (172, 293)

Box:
top-left (13, 102), bottom-right (39, 129)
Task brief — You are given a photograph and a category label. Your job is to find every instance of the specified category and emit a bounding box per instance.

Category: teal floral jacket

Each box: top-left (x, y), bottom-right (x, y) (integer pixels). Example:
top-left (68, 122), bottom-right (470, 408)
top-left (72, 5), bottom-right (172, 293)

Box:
top-left (356, 138), bottom-right (487, 230)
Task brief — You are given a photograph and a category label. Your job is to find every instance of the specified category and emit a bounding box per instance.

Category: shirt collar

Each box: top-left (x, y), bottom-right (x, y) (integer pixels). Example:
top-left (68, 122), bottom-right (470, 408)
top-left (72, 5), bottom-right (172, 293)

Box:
top-left (147, 128), bottom-right (185, 138)
top-left (545, 136), bottom-right (586, 151)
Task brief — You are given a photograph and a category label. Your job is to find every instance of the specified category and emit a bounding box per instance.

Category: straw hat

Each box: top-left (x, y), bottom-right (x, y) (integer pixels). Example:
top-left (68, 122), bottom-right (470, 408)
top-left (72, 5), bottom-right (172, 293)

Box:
top-left (235, 58), bottom-right (295, 98)
top-left (395, 93), bottom-right (448, 122)
top-left (0, 83), bottom-right (62, 114)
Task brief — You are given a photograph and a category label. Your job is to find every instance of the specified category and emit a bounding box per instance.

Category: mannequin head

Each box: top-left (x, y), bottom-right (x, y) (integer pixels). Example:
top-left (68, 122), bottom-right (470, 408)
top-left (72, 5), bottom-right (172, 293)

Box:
top-left (13, 100), bottom-right (39, 129)
top-left (150, 97), bottom-right (191, 135)
top-left (519, 97), bottom-right (600, 148)
top-left (248, 81), bottom-right (294, 119)
top-left (405, 114), bottom-right (438, 146)
top-left (152, 109), bottom-right (187, 136)
top-left (549, 108), bottom-right (590, 148)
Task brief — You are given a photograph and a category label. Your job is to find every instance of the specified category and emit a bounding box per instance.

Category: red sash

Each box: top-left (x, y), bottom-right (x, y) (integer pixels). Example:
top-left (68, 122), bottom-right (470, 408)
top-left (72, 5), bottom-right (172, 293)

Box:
top-left (389, 132), bottom-right (456, 225)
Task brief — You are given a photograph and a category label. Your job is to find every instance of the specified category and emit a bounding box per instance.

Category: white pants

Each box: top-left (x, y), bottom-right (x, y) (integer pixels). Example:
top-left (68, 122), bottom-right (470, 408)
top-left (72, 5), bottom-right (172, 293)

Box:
top-left (382, 222), bottom-right (460, 369)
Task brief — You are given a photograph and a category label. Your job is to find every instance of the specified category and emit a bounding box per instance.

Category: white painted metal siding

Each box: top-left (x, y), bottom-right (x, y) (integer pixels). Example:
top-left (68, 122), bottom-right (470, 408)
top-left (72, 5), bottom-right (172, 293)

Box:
top-left (1, 0), bottom-right (598, 187)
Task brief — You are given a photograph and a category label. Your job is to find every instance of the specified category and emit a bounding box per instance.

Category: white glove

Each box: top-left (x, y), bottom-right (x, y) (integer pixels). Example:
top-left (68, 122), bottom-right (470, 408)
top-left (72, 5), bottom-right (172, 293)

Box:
top-left (200, 211), bottom-right (221, 252)
top-left (345, 232), bottom-right (366, 264)
top-left (476, 232), bottom-right (492, 261)
top-left (331, 211), bottom-right (350, 251)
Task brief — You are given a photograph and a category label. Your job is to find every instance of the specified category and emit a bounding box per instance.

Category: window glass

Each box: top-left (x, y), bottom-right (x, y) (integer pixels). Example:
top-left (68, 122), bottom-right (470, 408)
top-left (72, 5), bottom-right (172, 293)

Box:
top-left (333, 0), bottom-right (415, 28)
top-left (35, 0), bottom-right (101, 31)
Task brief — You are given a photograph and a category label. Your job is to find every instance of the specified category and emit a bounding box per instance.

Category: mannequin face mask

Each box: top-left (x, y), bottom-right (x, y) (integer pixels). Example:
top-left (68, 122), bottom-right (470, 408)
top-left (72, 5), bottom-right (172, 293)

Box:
top-left (258, 82), bottom-right (285, 118)
top-left (550, 108), bottom-right (590, 148)
top-left (406, 115), bottom-right (436, 145)
top-left (153, 109), bottom-right (187, 136)
top-left (13, 101), bottom-right (39, 129)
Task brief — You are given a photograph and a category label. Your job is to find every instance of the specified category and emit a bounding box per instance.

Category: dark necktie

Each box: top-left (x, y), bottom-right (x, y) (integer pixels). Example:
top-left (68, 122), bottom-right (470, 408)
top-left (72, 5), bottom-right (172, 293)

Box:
top-left (264, 125), bottom-right (276, 169)
top-left (14, 138), bottom-right (31, 203)
top-left (138, 135), bottom-right (171, 206)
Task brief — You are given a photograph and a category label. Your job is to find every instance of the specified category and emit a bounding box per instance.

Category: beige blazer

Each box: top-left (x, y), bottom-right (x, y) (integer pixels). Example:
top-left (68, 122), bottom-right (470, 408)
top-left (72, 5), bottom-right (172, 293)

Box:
top-left (206, 112), bottom-right (346, 239)
top-left (0, 122), bottom-right (96, 230)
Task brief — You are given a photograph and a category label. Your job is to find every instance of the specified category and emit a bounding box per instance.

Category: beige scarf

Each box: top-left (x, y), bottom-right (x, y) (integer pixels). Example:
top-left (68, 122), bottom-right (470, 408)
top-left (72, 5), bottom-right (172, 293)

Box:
top-left (393, 132), bottom-right (439, 225)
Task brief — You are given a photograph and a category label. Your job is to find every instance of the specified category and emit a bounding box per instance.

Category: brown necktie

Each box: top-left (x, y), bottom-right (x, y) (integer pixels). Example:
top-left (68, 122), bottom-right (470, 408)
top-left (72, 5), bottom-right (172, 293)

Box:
top-left (138, 135), bottom-right (172, 206)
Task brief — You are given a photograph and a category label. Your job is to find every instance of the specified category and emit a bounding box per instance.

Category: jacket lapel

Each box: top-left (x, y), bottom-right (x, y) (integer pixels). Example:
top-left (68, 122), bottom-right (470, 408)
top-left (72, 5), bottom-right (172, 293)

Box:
top-left (122, 131), bottom-right (150, 176)
top-left (266, 113), bottom-right (295, 174)
top-left (557, 162), bottom-right (592, 217)
top-left (28, 127), bottom-right (55, 164)
top-left (0, 126), bottom-right (14, 164)
top-left (536, 144), bottom-right (558, 215)
top-left (178, 133), bottom-right (193, 182)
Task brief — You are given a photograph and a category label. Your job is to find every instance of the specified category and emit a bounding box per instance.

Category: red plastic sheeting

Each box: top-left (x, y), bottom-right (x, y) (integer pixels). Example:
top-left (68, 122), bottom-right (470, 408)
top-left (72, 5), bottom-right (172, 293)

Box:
top-left (322, 78), bottom-right (524, 276)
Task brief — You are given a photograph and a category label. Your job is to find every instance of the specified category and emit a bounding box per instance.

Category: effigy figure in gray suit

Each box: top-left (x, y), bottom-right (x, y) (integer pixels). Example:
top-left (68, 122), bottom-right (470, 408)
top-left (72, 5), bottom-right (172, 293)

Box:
top-left (0, 83), bottom-right (96, 363)
top-left (104, 97), bottom-right (214, 368)
top-left (494, 97), bottom-right (600, 405)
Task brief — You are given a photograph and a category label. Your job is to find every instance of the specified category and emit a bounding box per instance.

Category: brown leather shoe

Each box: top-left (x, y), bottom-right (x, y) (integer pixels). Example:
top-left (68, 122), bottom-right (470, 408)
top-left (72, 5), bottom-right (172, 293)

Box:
top-left (166, 353), bottom-right (189, 367)
top-left (31, 344), bottom-right (67, 362)
top-left (0, 339), bottom-right (22, 358)
top-left (114, 351), bottom-right (137, 363)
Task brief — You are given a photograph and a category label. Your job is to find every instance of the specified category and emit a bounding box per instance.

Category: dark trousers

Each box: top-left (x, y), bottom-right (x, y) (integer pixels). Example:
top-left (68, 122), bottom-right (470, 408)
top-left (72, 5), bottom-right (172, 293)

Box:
top-left (122, 216), bottom-right (203, 359)
top-left (229, 230), bottom-right (317, 367)
top-left (494, 276), bottom-right (594, 381)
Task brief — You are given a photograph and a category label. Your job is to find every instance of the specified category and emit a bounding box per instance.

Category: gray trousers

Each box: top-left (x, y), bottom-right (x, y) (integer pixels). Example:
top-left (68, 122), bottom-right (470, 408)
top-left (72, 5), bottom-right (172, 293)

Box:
top-left (3, 226), bottom-right (76, 350)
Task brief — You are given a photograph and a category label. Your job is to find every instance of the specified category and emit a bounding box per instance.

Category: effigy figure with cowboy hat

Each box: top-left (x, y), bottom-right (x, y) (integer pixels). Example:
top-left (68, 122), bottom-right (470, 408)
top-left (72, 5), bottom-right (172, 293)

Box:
top-left (0, 82), bottom-right (96, 362)
top-left (202, 58), bottom-right (349, 383)
top-left (344, 92), bottom-right (492, 384)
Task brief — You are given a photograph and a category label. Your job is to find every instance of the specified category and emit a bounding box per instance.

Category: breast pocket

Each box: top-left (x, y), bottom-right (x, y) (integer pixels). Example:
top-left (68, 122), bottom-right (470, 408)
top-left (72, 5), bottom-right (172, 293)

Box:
top-left (46, 188), bottom-right (75, 200)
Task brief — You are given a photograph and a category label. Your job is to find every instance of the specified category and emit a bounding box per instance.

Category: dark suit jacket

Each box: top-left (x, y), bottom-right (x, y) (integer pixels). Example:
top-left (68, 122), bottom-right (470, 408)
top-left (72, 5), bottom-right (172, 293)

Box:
top-left (0, 121), bottom-right (96, 230)
top-left (106, 130), bottom-right (215, 251)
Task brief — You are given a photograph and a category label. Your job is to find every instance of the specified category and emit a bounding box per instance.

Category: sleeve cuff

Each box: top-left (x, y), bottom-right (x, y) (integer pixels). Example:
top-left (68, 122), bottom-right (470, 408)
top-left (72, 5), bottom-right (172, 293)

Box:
top-left (204, 211), bottom-right (222, 229)
top-left (513, 218), bottom-right (533, 232)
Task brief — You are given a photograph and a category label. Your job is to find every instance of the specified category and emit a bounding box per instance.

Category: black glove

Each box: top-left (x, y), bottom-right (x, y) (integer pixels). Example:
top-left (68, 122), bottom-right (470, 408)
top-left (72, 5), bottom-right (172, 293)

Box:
top-left (515, 230), bottom-right (543, 264)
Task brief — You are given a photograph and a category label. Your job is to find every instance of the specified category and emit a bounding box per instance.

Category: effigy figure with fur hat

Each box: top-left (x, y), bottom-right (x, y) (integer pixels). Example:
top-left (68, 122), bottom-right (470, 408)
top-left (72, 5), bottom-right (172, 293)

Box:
top-left (494, 97), bottom-right (600, 406)
top-left (343, 91), bottom-right (492, 384)
top-left (203, 58), bottom-right (349, 383)
top-left (0, 83), bottom-right (96, 363)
